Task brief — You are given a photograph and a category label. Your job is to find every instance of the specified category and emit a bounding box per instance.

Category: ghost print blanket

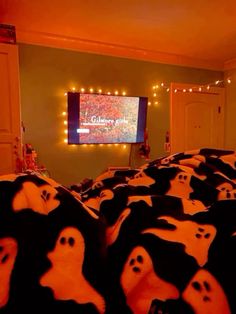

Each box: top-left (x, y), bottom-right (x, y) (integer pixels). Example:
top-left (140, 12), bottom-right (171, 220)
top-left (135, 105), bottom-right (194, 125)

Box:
top-left (0, 148), bottom-right (236, 314)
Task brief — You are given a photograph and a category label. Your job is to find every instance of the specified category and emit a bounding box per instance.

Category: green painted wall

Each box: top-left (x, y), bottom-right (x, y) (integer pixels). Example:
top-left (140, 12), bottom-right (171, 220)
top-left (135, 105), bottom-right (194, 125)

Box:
top-left (19, 44), bottom-right (223, 186)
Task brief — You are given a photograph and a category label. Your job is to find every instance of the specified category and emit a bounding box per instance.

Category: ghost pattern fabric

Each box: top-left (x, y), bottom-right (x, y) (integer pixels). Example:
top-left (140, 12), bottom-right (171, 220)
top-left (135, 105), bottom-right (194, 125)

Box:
top-left (0, 173), bottom-right (106, 314)
top-left (120, 246), bottom-right (180, 314)
top-left (0, 148), bottom-right (236, 314)
top-left (182, 269), bottom-right (231, 314)
top-left (40, 226), bottom-right (105, 313)
top-left (0, 238), bottom-right (18, 308)
top-left (82, 148), bottom-right (236, 314)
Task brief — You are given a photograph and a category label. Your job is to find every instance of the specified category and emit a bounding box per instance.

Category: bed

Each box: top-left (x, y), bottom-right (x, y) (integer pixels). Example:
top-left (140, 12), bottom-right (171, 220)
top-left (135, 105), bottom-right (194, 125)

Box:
top-left (0, 148), bottom-right (235, 314)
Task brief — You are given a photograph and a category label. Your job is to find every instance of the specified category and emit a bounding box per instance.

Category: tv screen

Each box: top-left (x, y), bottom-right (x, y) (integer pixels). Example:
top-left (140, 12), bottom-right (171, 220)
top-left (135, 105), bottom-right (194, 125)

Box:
top-left (67, 92), bottom-right (148, 144)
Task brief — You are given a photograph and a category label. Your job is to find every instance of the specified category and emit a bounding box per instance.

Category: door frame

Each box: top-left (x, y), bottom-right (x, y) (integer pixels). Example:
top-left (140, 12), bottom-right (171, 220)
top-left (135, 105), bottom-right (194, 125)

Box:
top-left (0, 43), bottom-right (22, 174)
top-left (170, 82), bottom-right (225, 154)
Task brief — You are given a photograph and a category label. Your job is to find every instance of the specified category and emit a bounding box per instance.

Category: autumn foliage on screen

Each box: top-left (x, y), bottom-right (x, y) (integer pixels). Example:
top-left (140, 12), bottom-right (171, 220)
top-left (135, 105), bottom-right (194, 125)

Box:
top-left (68, 93), bottom-right (148, 144)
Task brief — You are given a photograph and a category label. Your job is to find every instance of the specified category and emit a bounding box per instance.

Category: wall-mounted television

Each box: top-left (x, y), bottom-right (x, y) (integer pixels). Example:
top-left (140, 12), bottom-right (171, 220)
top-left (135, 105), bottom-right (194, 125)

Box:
top-left (67, 92), bottom-right (148, 144)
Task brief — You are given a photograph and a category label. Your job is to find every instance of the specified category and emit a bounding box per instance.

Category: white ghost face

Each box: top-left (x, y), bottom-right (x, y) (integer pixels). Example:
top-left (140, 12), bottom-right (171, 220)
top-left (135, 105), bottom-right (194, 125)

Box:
top-left (217, 182), bottom-right (233, 192)
top-left (182, 269), bottom-right (231, 314)
top-left (217, 189), bottom-right (236, 201)
top-left (40, 227), bottom-right (105, 313)
top-left (168, 172), bottom-right (193, 199)
top-left (142, 216), bottom-right (216, 266)
top-left (128, 171), bottom-right (155, 187)
top-left (120, 246), bottom-right (179, 314)
top-left (13, 182), bottom-right (60, 214)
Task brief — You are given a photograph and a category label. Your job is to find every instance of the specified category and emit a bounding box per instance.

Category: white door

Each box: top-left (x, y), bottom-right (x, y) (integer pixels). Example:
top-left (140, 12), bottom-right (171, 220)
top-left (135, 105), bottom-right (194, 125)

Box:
top-left (0, 43), bottom-right (22, 174)
top-left (170, 83), bottom-right (225, 154)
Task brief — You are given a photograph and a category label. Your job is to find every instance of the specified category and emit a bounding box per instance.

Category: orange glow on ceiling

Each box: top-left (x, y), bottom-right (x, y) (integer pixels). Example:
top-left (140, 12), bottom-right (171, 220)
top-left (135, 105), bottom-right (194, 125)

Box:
top-left (1, 0), bottom-right (236, 70)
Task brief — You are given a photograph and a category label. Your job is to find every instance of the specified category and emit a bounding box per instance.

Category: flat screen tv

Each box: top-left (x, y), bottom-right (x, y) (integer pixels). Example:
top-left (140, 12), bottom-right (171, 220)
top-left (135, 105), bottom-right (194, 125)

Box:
top-left (67, 92), bottom-right (148, 144)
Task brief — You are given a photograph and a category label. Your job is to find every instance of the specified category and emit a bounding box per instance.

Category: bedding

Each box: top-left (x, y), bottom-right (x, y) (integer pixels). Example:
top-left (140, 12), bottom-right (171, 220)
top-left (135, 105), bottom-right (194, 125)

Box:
top-left (0, 148), bottom-right (236, 314)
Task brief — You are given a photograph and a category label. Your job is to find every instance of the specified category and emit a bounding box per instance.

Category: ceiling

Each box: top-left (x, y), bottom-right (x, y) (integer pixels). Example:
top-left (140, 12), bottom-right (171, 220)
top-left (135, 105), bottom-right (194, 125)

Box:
top-left (1, 0), bottom-right (236, 70)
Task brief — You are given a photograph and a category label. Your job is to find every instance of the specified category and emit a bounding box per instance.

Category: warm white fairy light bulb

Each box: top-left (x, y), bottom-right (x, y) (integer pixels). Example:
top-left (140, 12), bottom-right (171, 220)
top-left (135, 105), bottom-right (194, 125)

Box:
top-left (62, 111), bottom-right (66, 116)
top-left (115, 91), bottom-right (118, 95)
top-left (64, 92), bottom-right (67, 96)
top-left (63, 120), bottom-right (67, 125)
top-left (150, 77), bottom-right (234, 101)
top-left (64, 139), bottom-right (68, 143)
top-left (81, 88), bottom-right (85, 92)
top-left (98, 89), bottom-right (102, 93)
top-left (89, 88), bottom-right (94, 93)
top-left (148, 101), bottom-right (151, 106)
top-left (72, 87), bottom-right (76, 91)
top-left (107, 92), bottom-right (111, 95)
top-left (122, 91), bottom-right (126, 96)
top-left (64, 130), bottom-right (68, 134)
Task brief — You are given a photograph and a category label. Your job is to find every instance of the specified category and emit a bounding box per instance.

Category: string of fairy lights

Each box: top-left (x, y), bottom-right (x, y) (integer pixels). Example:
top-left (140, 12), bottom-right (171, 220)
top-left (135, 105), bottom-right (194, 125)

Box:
top-left (149, 77), bottom-right (232, 106)
top-left (61, 78), bottom-right (232, 145)
top-left (64, 87), bottom-right (127, 97)
top-left (61, 86), bottom-right (128, 148)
